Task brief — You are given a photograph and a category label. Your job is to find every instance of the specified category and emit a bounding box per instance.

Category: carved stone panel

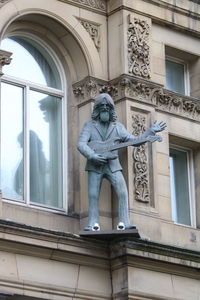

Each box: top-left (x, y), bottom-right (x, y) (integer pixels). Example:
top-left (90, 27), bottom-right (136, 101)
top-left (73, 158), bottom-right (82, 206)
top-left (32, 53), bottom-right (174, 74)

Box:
top-left (79, 19), bottom-right (100, 51)
top-left (0, 50), bottom-right (12, 76)
top-left (127, 15), bottom-right (150, 79)
top-left (132, 113), bottom-right (150, 203)
top-left (57, 0), bottom-right (106, 12)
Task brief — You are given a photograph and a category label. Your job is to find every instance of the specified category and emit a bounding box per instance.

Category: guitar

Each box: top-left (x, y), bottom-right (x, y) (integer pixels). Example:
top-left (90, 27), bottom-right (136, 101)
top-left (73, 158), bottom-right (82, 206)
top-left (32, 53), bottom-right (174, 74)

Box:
top-left (88, 135), bottom-right (162, 160)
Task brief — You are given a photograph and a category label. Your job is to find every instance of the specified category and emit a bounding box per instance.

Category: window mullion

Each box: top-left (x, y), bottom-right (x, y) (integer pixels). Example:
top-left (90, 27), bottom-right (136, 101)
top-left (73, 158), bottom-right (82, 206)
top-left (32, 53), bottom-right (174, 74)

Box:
top-left (187, 151), bottom-right (196, 228)
top-left (24, 85), bottom-right (30, 205)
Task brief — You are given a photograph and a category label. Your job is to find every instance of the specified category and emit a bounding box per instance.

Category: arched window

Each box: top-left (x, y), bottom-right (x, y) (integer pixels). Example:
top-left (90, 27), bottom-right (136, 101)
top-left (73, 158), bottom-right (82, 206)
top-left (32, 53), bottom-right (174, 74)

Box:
top-left (1, 36), bottom-right (65, 210)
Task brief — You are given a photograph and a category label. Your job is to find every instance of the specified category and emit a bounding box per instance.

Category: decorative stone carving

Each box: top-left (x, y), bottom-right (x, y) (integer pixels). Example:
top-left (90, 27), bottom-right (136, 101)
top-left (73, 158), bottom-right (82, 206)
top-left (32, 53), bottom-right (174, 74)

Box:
top-left (153, 89), bottom-right (200, 120)
top-left (127, 15), bottom-right (150, 79)
top-left (74, 74), bottom-right (200, 121)
top-left (132, 114), bottom-right (150, 203)
top-left (0, 50), bottom-right (12, 76)
top-left (80, 19), bottom-right (100, 51)
top-left (58, 0), bottom-right (106, 12)
top-left (0, 0), bottom-right (10, 5)
top-left (73, 76), bottom-right (117, 103)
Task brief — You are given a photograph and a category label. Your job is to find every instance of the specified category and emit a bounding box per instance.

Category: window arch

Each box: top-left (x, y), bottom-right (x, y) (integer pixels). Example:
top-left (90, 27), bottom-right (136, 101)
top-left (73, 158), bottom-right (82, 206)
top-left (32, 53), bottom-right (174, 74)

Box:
top-left (1, 35), bottom-right (66, 210)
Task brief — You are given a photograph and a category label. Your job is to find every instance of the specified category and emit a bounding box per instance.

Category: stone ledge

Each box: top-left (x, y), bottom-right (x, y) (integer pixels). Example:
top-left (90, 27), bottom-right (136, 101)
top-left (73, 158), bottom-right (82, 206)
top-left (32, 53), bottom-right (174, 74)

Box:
top-left (73, 74), bottom-right (200, 122)
top-left (0, 219), bottom-right (200, 274)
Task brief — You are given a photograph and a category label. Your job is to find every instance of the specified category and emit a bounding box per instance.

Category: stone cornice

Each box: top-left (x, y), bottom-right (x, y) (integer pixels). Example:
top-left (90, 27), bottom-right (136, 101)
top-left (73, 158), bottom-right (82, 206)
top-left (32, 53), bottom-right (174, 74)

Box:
top-left (110, 238), bottom-right (200, 279)
top-left (73, 74), bottom-right (200, 122)
top-left (0, 49), bottom-right (12, 76)
top-left (57, 0), bottom-right (106, 14)
top-left (0, 220), bottom-right (200, 279)
top-left (108, 1), bottom-right (200, 36)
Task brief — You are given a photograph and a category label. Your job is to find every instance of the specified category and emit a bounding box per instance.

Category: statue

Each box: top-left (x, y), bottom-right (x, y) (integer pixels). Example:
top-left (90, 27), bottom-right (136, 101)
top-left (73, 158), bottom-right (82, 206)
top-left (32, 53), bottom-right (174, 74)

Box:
top-left (77, 93), bottom-right (166, 231)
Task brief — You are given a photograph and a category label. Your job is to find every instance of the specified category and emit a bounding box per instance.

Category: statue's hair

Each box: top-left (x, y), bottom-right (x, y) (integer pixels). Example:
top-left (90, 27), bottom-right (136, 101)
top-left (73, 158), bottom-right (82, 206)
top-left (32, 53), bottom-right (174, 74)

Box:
top-left (91, 93), bottom-right (117, 121)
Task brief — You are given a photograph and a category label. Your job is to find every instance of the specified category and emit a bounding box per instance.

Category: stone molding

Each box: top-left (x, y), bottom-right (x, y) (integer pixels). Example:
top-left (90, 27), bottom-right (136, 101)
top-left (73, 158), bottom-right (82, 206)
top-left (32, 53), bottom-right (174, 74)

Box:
top-left (0, 219), bottom-right (200, 276)
top-left (57, 0), bottom-right (106, 13)
top-left (0, 0), bottom-right (10, 6)
top-left (132, 113), bottom-right (150, 203)
top-left (127, 15), bottom-right (150, 79)
top-left (73, 74), bottom-right (200, 122)
top-left (0, 49), bottom-right (12, 76)
top-left (79, 19), bottom-right (100, 51)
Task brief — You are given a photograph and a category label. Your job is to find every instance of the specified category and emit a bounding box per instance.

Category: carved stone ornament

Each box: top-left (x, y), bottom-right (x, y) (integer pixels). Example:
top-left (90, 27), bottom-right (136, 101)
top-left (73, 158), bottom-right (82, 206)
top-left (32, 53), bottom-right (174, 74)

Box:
top-left (79, 19), bottom-right (100, 51)
top-left (73, 74), bottom-right (200, 122)
top-left (132, 114), bottom-right (150, 203)
top-left (0, 50), bottom-right (12, 76)
top-left (73, 76), bottom-right (118, 104)
top-left (0, 0), bottom-right (10, 5)
top-left (128, 15), bottom-right (150, 79)
top-left (57, 0), bottom-right (106, 12)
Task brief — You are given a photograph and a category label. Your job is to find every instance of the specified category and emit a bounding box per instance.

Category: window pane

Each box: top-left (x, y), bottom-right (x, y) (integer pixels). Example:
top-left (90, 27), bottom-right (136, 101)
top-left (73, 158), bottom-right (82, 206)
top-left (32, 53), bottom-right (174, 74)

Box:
top-left (1, 37), bottom-right (61, 89)
top-left (1, 83), bottom-right (24, 201)
top-left (166, 60), bottom-right (185, 94)
top-left (169, 148), bottom-right (191, 226)
top-left (29, 90), bottom-right (63, 208)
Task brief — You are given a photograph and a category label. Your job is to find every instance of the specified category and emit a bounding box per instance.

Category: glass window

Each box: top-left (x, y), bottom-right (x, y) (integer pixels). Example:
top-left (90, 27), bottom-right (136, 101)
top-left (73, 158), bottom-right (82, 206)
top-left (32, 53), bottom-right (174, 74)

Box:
top-left (169, 148), bottom-right (192, 226)
top-left (166, 59), bottom-right (187, 95)
top-left (1, 36), bottom-right (64, 210)
top-left (1, 37), bottom-right (61, 89)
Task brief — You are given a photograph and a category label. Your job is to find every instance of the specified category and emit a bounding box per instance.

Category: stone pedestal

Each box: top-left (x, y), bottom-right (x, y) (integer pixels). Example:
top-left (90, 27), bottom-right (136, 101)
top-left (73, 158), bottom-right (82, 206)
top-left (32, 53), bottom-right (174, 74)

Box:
top-left (79, 229), bottom-right (140, 240)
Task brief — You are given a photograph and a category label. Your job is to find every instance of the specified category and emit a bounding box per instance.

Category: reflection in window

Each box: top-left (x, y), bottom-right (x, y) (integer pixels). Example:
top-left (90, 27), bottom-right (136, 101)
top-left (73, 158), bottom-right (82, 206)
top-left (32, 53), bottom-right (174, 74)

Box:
top-left (166, 59), bottom-right (186, 95)
top-left (169, 148), bottom-right (191, 226)
top-left (1, 36), bottom-right (64, 209)
top-left (1, 83), bottom-right (23, 201)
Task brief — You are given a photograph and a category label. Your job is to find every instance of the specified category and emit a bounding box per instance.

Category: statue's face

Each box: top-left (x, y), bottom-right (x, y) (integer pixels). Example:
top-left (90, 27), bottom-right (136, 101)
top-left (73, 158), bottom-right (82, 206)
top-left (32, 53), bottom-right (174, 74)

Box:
top-left (98, 99), bottom-right (110, 123)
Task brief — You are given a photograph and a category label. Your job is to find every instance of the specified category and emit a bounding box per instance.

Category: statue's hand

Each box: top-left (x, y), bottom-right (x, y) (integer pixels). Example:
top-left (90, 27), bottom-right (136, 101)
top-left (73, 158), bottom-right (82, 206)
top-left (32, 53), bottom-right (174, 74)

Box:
top-left (91, 153), bottom-right (107, 165)
top-left (151, 121), bottom-right (167, 133)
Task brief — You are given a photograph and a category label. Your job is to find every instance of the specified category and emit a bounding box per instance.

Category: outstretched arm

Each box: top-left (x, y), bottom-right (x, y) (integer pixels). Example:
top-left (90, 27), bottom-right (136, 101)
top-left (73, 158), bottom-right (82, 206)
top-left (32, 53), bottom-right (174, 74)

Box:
top-left (117, 121), bottom-right (166, 146)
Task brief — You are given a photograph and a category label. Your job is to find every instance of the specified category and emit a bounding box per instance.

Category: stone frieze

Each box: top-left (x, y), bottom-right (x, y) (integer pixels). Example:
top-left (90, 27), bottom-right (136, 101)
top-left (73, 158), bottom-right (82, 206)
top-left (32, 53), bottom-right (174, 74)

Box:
top-left (73, 74), bottom-right (200, 122)
top-left (57, 0), bottom-right (106, 12)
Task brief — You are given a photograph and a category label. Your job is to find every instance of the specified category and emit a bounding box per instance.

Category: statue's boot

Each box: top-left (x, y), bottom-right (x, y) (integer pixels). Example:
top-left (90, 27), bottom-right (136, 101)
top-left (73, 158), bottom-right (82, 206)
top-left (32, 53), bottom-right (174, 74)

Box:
top-left (84, 223), bottom-right (100, 231)
top-left (125, 224), bottom-right (136, 229)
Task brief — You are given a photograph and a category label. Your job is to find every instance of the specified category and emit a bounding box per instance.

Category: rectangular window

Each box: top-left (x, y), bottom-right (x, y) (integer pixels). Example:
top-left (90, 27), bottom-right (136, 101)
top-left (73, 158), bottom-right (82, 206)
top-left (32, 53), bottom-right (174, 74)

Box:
top-left (166, 58), bottom-right (189, 95)
top-left (169, 147), bottom-right (195, 226)
top-left (1, 82), bottom-right (64, 210)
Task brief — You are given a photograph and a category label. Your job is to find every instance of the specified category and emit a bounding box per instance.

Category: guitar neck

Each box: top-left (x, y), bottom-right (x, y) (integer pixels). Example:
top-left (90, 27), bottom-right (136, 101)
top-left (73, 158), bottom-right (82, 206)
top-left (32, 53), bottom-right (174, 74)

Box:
top-left (108, 137), bottom-right (147, 152)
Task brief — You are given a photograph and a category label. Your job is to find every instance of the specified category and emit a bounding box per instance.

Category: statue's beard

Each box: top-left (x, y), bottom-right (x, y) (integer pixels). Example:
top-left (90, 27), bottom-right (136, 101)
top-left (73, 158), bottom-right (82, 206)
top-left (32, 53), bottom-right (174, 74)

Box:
top-left (100, 111), bottom-right (110, 123)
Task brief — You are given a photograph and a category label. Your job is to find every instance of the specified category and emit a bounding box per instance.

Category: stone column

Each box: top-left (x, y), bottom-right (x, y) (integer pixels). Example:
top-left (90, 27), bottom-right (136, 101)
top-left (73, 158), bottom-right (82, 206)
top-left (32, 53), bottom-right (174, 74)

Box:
top-left (0, 49), bottom-right (12, 216)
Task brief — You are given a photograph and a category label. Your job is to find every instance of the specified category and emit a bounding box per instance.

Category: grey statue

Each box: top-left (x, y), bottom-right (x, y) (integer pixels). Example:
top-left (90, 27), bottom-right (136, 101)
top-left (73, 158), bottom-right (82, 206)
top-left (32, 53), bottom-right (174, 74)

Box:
top-left (77, 93), bottom-right (166, 231)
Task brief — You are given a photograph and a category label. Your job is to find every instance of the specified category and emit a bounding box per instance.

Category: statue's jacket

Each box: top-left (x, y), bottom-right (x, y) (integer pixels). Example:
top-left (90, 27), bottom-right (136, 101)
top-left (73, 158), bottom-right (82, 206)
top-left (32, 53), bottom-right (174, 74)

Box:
top-left (77, 120), bottom-right (136, 173)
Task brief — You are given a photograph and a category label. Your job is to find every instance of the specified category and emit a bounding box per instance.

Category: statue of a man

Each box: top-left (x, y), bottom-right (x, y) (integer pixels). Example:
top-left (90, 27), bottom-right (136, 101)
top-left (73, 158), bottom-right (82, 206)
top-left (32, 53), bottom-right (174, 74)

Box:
top-left (77, 93), bottom-right (166, 231)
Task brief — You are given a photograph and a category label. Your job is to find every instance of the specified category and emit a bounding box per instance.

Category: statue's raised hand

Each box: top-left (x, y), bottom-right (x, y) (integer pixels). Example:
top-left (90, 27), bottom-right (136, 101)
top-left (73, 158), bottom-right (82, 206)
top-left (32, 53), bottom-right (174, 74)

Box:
top-left (151, 121), bottom-right (167, 133)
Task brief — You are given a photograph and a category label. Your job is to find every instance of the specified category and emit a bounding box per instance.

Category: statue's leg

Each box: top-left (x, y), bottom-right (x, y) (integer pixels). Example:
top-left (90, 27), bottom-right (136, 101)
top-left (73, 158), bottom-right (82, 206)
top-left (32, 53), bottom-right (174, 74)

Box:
top-left (86, 171), bottom-right (102, 230)
top-left (106, 170), bottom-right (135, 229)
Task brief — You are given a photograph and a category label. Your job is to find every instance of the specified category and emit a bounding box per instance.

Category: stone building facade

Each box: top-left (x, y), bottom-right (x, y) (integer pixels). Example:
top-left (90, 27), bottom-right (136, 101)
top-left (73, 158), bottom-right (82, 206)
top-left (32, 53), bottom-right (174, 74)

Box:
top-left (0, 0), bottom-right (200, 299)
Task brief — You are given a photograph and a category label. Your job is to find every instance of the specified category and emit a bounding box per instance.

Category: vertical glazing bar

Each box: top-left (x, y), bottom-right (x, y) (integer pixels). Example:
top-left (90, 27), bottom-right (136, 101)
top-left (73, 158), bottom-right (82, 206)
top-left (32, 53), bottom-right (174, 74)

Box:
top-left (25, 85), bottom-right (30, 205)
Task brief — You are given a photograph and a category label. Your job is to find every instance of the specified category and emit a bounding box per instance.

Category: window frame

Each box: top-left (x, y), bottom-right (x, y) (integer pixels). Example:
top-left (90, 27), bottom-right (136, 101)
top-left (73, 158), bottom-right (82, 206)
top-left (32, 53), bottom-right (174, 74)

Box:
top-left (1, 35), bottom-right (68, 214)
top-left (169, 144), bottom-right (196, 228)
top-left (165, 56), bottom-right (190, 96)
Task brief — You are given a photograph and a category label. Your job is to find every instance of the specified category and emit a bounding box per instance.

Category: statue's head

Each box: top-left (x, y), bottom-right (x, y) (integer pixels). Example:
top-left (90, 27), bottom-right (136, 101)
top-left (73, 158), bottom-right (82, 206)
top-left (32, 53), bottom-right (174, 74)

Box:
top-left (91, 93), bottom-right (117, 122)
